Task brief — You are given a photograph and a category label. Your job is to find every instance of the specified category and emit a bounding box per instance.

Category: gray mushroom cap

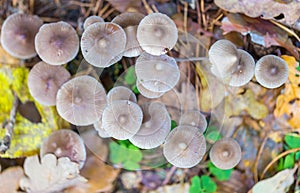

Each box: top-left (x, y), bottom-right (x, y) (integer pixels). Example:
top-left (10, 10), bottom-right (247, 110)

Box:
top-left (106, 86), bottom-right (137, 105)
top-left (179, 110), bottom-right (207, 133)
top-left (136, 79), bottom-right (165, 99)
top-left (93, 118), bottom-right (111, 138)
top-left (83, 15), bottom-right (104, 30)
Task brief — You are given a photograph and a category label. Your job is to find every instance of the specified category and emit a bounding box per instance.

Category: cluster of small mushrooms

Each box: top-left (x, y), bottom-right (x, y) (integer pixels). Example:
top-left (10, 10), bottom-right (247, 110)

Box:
top-left (1, 10), bottom-right (288, 170)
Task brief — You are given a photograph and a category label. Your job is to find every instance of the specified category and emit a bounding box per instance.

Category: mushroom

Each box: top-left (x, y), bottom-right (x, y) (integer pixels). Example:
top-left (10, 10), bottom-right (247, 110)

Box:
top-left (163, 126), bottom-right (206, 168)
top-left (135, 52), bottom-right (180, 92)
top-left (112, 12), bottom-right (145, 57)
top-left (107, 86), bottom-right (137, 105)
top-left (28, 61), bottom-right (71, 106)
top-left (0, 13), bottom-right (43, 59)
top-left (40, 129), bottom-right (86, 169)
top-left (136, 79), bottom-right (165, 99)
top-left (81, 22), bottom-right (126, 68)
top-left (254, 55), bottom-right (289, 89)
top-left (129, 102), bottom-right (171, 149)
top-left (137, 13), bottom-right (178, 56)
top-left (93, 118), bottom-right (110, 138)
top-left (209, 138), bottom-right (241, 170)
top-left (56, 75), bottom-right (107, 126)
top-left (179, 110), bottom-right (207, 133)
top-left (35, 21), bottom-right (79, 65)
top-left (101, 100), bottom-right (143, 140)
top-left (83, 15), bottom-right (104, 30)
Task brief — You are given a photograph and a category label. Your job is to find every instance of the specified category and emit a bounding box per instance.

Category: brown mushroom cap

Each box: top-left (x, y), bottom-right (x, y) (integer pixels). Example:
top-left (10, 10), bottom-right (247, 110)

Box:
top-left (56, 75), bottom-right (107, 126)
top-left (107, 86), bottom-right (137, 105)
top-left (179, 110), bottom-right (207, 133)
top-left (135, 52), bottom-right (180, 92)
top-left (81, 22), bottom-right (126, 68)
top-left (102, 100), bottom-right (143, 140)
top-left (28, 61), bottom-right (71, 106)
top-left (83, 15), bottom-right (104, 30)
top-left (137, 13), bottom-right (178, 55)
top-left (40, 129), bottom-right (86, 169)
top-left (0, 13), bottom-right (43, 59)
top-left (209, 138), bottom-right (241, 170)
top-left (35, 21), bottom-right (79, 65)
top-left (136, 79), bottom-right (165, 98)
top-left (129, 102), bottom-right (171, 149)
top-left (254, 55), bottom-right (289, 89)
top-left (163, 125), bottom-right (206, 168)
top-left (93, 119), bottom-right (110, 138)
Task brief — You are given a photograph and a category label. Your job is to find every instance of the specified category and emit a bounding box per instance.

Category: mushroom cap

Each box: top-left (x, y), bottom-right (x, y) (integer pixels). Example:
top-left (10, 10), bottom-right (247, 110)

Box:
top-left (93, 119), bottom-right (111, 138)
top-left (179, 110), bottom-right (207, 133)
top-left (81, 22), bottom-right (126, 68)
top-left (137, 13), bottom-right (178, 55)
top-left (35, 21), bottom-right (79, 65)
top-left (254, 55), bottom-right (289, 89)
top-left (209, 40), bottom-right (239, 80)
top-left (56, 75), bottom-right (107, 126)
top-left (163, 125), bottom-right (206, 168)
top-left (107, 86), bottom-right (137, 105)
top-left (228, 49), bottom-right (255, 87)
top-left (209, 138), bottom-right (241, 170)
top-left (40, 129), bottom-right (86, 169)
top-left (135, 52), bottom-right (180, 92)
top-left (83, 15), bottom-right (104, 30)
top-left (136, 79), bottom-right (165, 98)
top-left (28, 61), bottom-right (71, 106)
top-left (112, 12), bottom-right (145, 28)
top-left (129, 102), bottom-right (171, 149)
top-left (102, 100), bottom-right (143, 140)
top-left (0, 13), bottom-right (43, 59)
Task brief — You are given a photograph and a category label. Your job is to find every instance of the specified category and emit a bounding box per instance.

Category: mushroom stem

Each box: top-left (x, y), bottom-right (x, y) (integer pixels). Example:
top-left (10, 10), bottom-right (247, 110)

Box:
top-left (174, 57), bottom-right (209, 62)
top-left (0, 92), bottom-right (19, 153)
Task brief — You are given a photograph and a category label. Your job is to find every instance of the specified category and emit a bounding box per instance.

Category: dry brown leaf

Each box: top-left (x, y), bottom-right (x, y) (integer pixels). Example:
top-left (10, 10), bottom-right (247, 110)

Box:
top-left (215, 0), bottom-right (300, 26)
top-left (149, 183), bottom-right (190, 193)
top-left (0, 166), bottom-right (24, 193)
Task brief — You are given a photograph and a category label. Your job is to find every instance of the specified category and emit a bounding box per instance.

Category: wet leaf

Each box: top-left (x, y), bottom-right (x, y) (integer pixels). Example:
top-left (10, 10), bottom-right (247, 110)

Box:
top-left (0, 166), bottom-right (24, 193)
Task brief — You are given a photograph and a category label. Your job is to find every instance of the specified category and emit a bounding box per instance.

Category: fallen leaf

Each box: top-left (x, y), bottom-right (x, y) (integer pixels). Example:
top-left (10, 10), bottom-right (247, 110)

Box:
top-left (216, 170), bottom-right (249, 193)
top-left (20, 154), bottom-right (86, 193)
top-left (149, 183), bottom-right (190, 193)
top-left (0, 166), bottom-right (24, 193)
top-left (121, 172), bottom-right (142, 189)
top-left (107, 0), bottom-right (143, 12)
top-left (0, 45), bottom-right (20, 67)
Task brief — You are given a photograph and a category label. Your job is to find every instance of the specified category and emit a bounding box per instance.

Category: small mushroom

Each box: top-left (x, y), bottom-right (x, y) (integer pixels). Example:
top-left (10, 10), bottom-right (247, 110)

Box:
top-left (35, 21), bottom-right (79, 65)
top-left (137, 13), bottom-right (178, 56)
top-left (209, 138), bottom-right (241, 170)
top-left (28, 61), bottom-right (71, 106)
top-left (129, 102), bottom-right (171, 149)
top-left (56, 75), bottom-right (107, 126)
top-left (102, 100), bottom-right (143, 140)
top-left (163, 126), bottom-right (206, 168)
top-left (81, 22), bottom-right (126, 68)
top-left (179, 110), bottom-right (207, 133)
top-left (136, 79), bottom-right (165, 99)
top-left (83, 15), bottom-right (104, 30)
top-left (93, 118), bottom-right (111, 138)
top-left (135, 52), bottom-right (180, 92)
top-left (112, 12), bottom-right (145, 57)
top-left (40, 129), bottom-right (86, 169)
top-left (254, 55), bottom-right (289, 89)
top-left (107, 86), bottom-right (137, 105)
top-left (0, 13), bottom-right (43, 59)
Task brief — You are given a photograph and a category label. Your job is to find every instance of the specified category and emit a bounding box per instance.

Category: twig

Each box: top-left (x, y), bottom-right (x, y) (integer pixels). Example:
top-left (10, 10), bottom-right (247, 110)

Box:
top-left (0, 92), bottom-right (19, 154)
top-left (253, 135), bottom-right (268, 182)
top-left (162, 165), bottom-right (177, 185)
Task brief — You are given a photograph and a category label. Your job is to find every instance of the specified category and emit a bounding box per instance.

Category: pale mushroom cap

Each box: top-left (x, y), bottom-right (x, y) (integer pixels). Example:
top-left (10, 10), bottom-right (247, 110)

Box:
top-left (0, 13), bottom-right (43, 59)
top-left (254, 55), bottom-right (289, 89)
top-left (93, 119), bottom-right (111, 138)
top-left (56, 75), bottom-right (107, 126)
top-left (228, 49), bottom-right (255, 87)
top-left (129, 102), bottom-right (171, 149)
top-left (28, 61), bottom-right (71, 106)
top-left (209, 138), bottom-right (241, 170)
top-left (83, 15), bottom-right (104, 30)
top-left (35, 21), bottom-right (79, 65)
top-left (179, 110), bottom-right (207, 133)
top-left (81, 22), bottom-right (126, 68)
top-left (136, 79), bottom-right (165, 99)
top-left (137, 13), bottom-right (178, 55)
top-left (135, 52), bottom-right (180, 92)
top-left (163, 126), bottom-right (206, 168)
top-left (40, 129), bottom-right (86, 169)
top-left (112, 12), bottom-right (145, 28)
top-left (107, 86), bottom-right (137, 105)
top-left (102, 100), bottom-right (143, 140)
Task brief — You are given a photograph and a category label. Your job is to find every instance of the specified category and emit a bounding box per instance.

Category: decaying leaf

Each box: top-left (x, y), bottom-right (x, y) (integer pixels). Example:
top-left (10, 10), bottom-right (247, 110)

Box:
top-left (221, 14), bottom-right (299, 59)
top-left (149, 183), bottom-right (190, 193)
top-left (20, 154), bottom-right (87, 193)
top-left (274, 55), bottom-right (300, 129)
top-left (215, 0), bottom-right (300, 26)
top-left (0, 166), bottom-right (24, 193)
top-left (250, 166), bottom-right (297, 193)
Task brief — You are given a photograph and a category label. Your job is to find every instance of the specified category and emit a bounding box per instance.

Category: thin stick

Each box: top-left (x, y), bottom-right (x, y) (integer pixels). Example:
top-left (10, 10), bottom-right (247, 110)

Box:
top-left (162, 165), bottom-right (177, 185)
top-left (253, 135), bottom-right (268, 182)
top-left (174, 57), bottom-right (209, 62)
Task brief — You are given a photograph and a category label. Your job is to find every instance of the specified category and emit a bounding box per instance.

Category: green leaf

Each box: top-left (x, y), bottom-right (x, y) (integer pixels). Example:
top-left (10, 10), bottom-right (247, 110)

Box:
top-left (131, 84), bottom-right (139, 94)
top-left (296, 65), bottom-right (300, 72)
top-left (171, 120), bottom-right (177, 130)
top-left (283, 153), bottom-right (295, 169)
top-left (125, 67), bottom-right (136, 85)
top-left (109, 142), bottom-right (126, 164)
top-left (285, 133), bottom-right (300, 149)
top-left (123, 160), bottom-right (140, 170)
top-left (189, 176), bottom-right (201, 193)
top-left (201, 175), bottom-right (217, 193)
top-left (205, 130), bottom-right (221, 143)
top-left (208, 162), bottom-right (232, 181)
